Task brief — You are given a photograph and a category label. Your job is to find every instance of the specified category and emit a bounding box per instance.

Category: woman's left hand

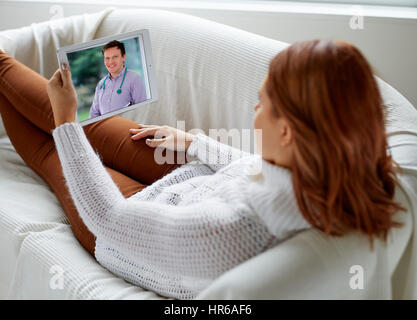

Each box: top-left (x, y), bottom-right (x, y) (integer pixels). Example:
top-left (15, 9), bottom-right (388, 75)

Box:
top-left (46, 62), bottom-right (77, 127)
top-left (130, 124), bottom-right (195, 152)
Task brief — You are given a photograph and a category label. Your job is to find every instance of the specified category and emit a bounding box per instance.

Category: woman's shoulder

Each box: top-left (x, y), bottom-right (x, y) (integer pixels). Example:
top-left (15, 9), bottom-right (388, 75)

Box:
top-left (241, 158), bottom-right (312, 238)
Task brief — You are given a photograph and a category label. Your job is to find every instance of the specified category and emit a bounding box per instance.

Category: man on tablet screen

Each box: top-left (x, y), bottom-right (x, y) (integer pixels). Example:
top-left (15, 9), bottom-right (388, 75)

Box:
top-left (89, 40), bottom-right (147, 119)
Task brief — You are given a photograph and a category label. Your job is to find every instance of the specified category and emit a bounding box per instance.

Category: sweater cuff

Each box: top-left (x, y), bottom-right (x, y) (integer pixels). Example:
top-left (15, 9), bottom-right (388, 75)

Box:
top-left (186, 133), bottom-right (222, 161)
top-left (52, 122), bottom-right (91, 159)
top-left (186, 133), bottom-right (205, 159)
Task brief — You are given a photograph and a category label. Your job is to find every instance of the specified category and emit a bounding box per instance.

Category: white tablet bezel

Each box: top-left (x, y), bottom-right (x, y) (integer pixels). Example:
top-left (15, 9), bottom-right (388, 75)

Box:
top-left (56, 29), bottom-right (158, 126)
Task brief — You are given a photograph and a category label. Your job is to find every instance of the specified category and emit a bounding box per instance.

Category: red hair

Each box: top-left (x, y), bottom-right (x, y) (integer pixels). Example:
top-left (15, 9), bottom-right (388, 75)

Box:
top-left (265, 40), bottom-right (406, 246)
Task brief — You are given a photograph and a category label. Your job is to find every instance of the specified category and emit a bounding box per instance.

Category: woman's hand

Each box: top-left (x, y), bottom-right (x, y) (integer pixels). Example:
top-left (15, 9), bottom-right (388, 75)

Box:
top-left (46, 62), bottom-right (77, 127)
top-left (129, 124), bottom-right (195, 152)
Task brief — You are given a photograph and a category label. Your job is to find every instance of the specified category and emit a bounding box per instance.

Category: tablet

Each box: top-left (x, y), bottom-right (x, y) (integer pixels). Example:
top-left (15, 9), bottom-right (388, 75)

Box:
top-left (56, 29), bottom-right (157, 126)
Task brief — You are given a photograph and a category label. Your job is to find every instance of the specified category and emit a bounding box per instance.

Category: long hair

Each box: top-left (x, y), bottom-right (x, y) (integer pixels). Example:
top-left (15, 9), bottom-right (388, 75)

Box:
top-left (265, 40), bottom-right (406, 246)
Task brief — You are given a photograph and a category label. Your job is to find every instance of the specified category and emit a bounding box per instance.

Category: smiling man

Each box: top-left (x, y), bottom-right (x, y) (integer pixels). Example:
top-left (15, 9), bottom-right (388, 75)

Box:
top-left (89, 40), bottom-right (147, 119)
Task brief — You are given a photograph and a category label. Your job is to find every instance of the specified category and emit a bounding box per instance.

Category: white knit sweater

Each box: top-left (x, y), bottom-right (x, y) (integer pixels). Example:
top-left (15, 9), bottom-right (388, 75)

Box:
top-left (52, 122), bottom-right (311, 299)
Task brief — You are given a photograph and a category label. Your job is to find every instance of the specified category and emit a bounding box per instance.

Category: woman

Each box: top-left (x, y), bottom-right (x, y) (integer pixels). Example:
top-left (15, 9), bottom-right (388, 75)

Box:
top-left (0, 40), bottom-right (405, 299)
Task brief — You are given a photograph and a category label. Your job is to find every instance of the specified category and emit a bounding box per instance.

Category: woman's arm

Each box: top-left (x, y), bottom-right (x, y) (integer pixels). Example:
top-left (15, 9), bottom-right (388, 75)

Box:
top-left (186, 132), bottom-right (251, 172)
top-left (130, 124), bottom-right (252, 172)
top-left (52, 122), bottom-right (274, 298)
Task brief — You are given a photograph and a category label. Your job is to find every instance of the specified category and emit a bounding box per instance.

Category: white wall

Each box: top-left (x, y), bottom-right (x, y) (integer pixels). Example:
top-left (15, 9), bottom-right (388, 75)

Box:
top-left (0, 0), bottom-right (416, 107)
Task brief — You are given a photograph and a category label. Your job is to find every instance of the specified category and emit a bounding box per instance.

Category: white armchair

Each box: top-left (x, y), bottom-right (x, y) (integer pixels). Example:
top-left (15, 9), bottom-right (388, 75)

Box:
top-left (1, 7), bottom-right (416, 299)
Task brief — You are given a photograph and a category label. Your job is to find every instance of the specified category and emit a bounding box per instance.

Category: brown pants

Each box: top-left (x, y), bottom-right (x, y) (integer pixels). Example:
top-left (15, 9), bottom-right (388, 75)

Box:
top-left (0, 51), bottom-right (180, 256)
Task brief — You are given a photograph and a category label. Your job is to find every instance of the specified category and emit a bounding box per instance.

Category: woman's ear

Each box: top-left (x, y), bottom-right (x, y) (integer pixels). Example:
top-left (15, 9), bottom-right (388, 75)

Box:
top-left (279, 118), bottom-right (293, 147)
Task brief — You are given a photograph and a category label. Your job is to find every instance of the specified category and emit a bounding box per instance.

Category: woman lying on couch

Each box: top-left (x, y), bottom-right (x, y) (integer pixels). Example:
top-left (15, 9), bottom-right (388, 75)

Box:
top-left (0, 39), bottom-right (405, 299)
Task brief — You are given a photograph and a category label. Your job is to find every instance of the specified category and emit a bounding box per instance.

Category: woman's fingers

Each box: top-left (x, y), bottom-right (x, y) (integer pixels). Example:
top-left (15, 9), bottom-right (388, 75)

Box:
top-left (145, 138), bottom-right (167, 148)
top-left (130, 127), bottom-right (162, 140)
top-left (129, 128), bottom-right (144, 133)
top-left (60, 62), bottom-right (72, 88)
top-left (129, 124), bottom-right (158, 132)
top-left (48, 69), bottom-right (63, 88)
top-left (139, 123), bottom-right (158, 128)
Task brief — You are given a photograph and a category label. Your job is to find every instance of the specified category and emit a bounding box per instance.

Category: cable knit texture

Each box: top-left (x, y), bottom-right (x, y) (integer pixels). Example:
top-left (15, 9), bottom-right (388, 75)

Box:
top-left (52, 122), bottom-right (311, 299)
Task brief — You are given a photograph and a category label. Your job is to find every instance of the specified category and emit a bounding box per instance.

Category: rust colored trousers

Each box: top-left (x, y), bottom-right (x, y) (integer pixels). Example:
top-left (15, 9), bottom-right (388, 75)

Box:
top-left (0, 51), bottom-right (180, 256)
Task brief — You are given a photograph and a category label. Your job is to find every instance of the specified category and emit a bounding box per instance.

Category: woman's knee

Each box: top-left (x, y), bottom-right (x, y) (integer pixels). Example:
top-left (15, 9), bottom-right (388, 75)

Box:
top-left (0, 51), bottom-right (54, 134)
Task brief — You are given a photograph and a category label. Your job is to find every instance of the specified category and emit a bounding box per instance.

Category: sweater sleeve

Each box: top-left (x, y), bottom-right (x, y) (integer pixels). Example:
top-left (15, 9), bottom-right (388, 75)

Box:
top-left (186, 133), bottom-right (251, 172)
top-left (52, 122), bottom-right (276, 299)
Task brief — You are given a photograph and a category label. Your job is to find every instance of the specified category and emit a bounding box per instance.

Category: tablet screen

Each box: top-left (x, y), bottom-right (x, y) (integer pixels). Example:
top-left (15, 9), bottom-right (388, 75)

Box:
top-left (58, 30), bottom-right (156, 126)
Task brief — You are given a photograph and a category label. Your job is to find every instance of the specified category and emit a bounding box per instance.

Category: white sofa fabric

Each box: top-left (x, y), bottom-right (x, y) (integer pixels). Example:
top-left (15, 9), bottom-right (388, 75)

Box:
top-left (0, 7), bottom-right (416, 299)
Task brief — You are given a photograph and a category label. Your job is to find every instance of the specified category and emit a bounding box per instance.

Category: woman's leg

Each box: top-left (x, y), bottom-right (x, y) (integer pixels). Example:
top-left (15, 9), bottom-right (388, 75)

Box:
top-left (0, 51), bottom-right (181, 185)
top-left (0, 93), bottom-right (147, 256)
top-left (0, 50), bottom-right (182, 255)
top-left (82, 116), bottom-right (183, 185)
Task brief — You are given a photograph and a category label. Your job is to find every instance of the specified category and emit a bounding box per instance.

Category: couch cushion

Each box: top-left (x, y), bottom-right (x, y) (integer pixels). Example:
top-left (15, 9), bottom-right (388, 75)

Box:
top-left (0, 136), bottom-right (67, 297)
top-left (0, 136), bottom-right (166, 299)
top-left (7, 226), bottom-right (167, 299)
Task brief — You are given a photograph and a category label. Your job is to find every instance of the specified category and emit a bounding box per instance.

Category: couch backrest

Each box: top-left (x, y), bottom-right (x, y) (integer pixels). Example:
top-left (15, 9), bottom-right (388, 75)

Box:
top-left (94, 9), bottom-right (289, 146)
top-left (0, 8), bottom-right (116, 138)
top-left (0, 8), bottom-right (289, 147)
top-left (1, 8), bottom-right (415, 142)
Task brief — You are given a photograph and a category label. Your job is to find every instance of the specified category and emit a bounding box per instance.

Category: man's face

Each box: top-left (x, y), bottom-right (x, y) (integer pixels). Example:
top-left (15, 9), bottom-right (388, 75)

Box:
top-left (103, 47), bottom-right (126, 75)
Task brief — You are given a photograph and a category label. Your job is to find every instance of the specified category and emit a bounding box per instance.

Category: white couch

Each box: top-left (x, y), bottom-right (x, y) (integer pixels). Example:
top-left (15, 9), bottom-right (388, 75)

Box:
top-left (1, 7), bottom-right (417, 300)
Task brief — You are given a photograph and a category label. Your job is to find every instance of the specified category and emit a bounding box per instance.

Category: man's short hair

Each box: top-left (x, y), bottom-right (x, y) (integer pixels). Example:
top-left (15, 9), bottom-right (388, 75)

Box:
top-left (102, 40), bottom-right (126, 56)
